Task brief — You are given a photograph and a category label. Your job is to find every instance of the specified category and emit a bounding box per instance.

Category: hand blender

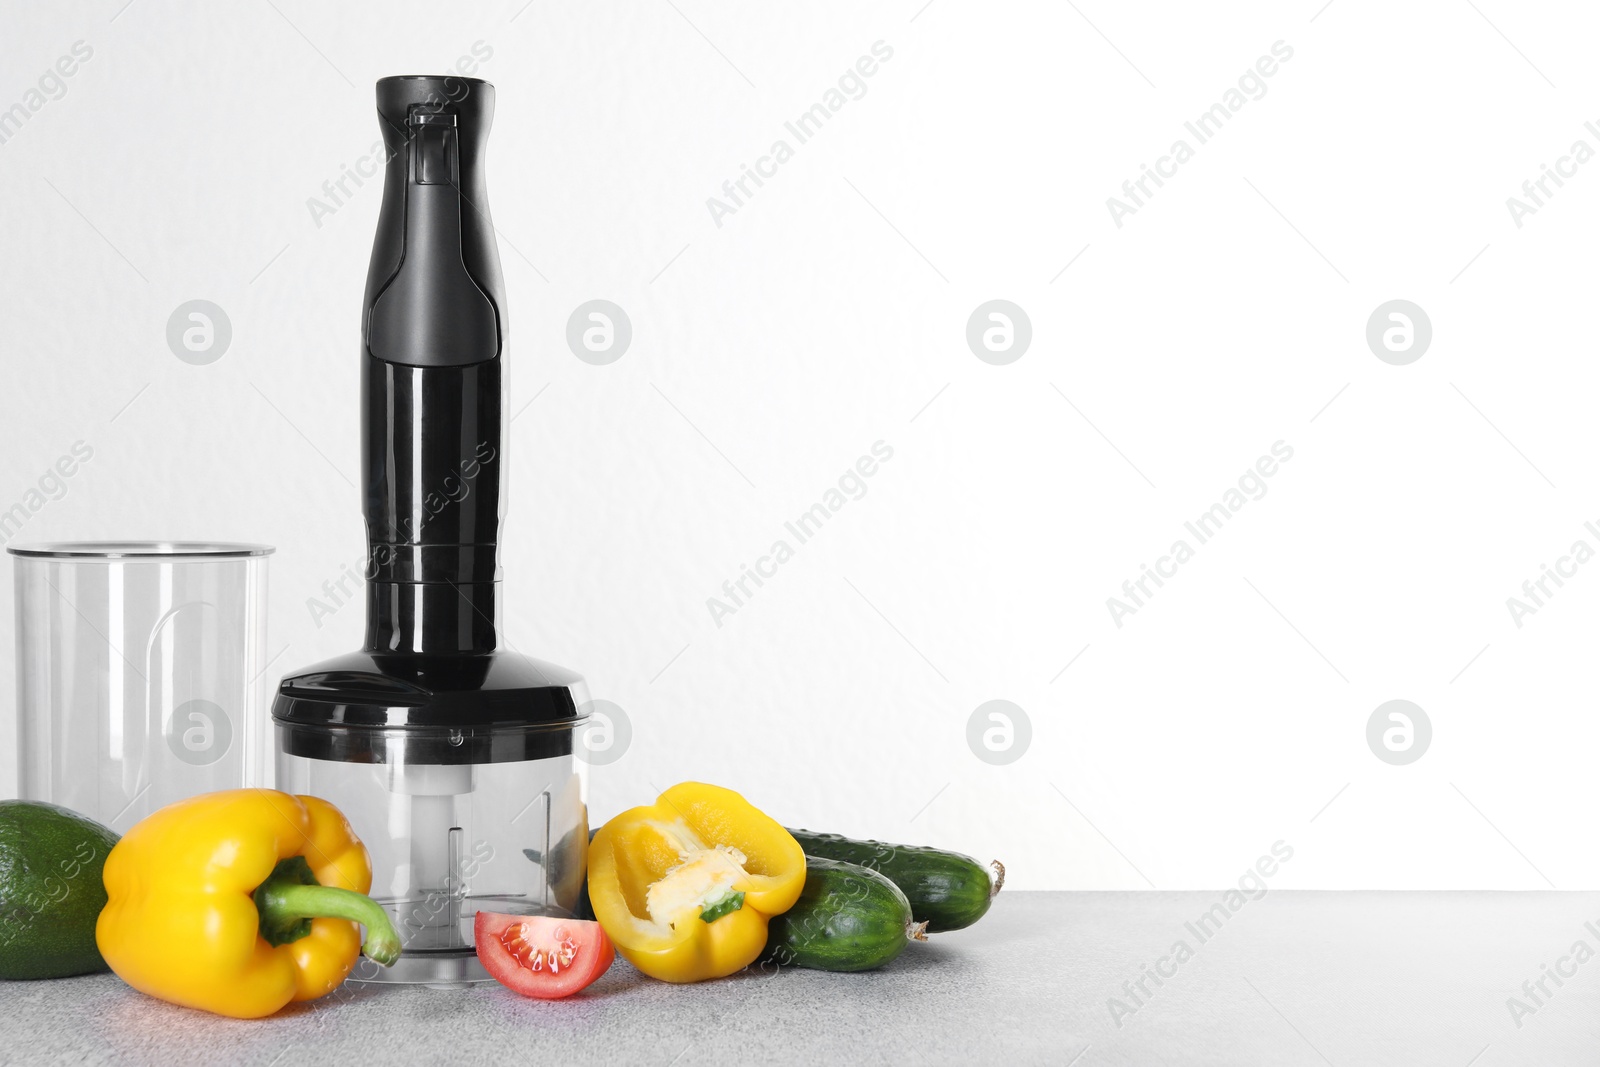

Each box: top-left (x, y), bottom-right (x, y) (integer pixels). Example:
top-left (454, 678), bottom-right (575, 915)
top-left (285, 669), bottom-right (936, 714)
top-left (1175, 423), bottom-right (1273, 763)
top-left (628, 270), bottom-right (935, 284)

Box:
top-left (273, 76), bottom-right (590, 984)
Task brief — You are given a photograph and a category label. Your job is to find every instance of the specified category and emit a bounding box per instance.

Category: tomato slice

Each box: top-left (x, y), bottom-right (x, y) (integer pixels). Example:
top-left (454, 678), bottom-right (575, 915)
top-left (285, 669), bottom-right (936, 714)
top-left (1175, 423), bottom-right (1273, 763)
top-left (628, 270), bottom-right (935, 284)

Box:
top-left (474, 911), bottom-right (614, 999)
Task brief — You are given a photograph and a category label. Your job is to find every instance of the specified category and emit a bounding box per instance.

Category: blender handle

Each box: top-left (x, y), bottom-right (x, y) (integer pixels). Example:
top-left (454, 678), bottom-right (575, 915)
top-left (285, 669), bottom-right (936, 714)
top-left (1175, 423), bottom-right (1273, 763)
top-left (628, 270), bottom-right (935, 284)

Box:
top-left (359, 77), bottom-right (507, 655)
top-left (365, 102), bottom-right (501, 369)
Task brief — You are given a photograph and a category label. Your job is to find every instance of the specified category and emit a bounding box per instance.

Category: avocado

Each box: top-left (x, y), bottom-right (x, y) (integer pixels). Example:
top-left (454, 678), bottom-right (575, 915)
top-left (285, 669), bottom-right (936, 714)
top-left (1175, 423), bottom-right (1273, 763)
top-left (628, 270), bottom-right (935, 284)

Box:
top-left (0, 800), bottom-right (120, 979)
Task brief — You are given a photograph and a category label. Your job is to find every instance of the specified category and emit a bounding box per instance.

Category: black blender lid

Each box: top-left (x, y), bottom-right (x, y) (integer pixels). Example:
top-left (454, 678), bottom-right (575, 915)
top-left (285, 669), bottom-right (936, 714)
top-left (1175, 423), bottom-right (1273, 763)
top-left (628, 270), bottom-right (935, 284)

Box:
top-left (273, 649), bottom-right (587, 765)
top-left (273, 649), bottom-right (585, 730)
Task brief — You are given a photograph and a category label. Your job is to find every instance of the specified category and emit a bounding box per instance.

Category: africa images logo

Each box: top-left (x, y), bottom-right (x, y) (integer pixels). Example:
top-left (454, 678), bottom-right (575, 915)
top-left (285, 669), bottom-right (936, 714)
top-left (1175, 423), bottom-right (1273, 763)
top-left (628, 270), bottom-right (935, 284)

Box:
top-left (1105, 41), bottom-right (1294, 229)
top-left (705, 41), bottom-right (895, 228)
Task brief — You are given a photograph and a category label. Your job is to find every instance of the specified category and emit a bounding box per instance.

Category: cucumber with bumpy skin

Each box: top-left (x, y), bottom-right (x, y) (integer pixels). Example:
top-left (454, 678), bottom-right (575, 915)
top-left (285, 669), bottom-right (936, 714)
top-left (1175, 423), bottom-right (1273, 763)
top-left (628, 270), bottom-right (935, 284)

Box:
top-left (761, 857), bottom-right (926, 972)
top-left (786, 829), bottom-right (1003, 933)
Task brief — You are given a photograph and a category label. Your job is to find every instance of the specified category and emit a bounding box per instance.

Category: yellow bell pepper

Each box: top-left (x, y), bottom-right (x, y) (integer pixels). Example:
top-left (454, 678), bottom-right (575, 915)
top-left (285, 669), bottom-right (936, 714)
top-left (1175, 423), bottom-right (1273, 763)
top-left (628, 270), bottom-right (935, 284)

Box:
top-left (96, 789), bottom-right (401, 1019)
top-left (588, 782), bottom-right (805, 983)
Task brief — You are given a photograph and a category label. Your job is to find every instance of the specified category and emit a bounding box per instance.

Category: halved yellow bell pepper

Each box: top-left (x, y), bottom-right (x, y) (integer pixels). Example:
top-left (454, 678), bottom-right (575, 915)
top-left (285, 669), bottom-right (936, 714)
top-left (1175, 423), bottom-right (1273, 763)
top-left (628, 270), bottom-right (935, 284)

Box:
top-left (96, 789), bottom-right (401, 1019)
top-left (588, 782), bottom-right (805, 982)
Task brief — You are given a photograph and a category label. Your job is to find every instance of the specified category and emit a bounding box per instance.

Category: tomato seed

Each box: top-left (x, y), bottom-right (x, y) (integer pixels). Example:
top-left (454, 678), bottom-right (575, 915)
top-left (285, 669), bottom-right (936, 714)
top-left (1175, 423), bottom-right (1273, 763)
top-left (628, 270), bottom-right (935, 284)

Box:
top-left (501, 923), bottom-right (584, 974)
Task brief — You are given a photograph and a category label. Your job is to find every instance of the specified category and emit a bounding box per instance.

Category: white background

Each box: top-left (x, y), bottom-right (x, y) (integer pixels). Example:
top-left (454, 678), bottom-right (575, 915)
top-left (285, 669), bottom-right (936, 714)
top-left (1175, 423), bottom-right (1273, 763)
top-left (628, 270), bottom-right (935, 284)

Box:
top-left (1, 0), bottom-right (1594, 890)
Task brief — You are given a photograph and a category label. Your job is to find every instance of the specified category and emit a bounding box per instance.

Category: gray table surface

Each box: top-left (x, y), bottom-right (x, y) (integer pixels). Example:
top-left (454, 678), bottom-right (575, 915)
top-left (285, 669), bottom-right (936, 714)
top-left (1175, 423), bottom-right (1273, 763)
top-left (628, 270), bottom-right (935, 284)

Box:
top-left (0, 892), bottom-right (1594, 1066)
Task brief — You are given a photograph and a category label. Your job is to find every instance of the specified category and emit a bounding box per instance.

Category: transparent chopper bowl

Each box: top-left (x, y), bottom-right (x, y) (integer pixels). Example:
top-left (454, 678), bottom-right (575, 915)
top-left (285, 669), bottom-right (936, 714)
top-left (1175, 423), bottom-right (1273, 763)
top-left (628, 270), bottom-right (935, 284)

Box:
top-left (275, 721), bottom-right (588, 984)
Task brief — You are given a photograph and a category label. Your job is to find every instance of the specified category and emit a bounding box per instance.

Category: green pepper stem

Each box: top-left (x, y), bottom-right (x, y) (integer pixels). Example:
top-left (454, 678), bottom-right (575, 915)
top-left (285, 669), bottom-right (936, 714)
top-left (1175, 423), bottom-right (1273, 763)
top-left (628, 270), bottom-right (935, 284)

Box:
top-left (254, 857), bottom-right (403, 967)
top-left (698, 888), bottom-right (746, 924)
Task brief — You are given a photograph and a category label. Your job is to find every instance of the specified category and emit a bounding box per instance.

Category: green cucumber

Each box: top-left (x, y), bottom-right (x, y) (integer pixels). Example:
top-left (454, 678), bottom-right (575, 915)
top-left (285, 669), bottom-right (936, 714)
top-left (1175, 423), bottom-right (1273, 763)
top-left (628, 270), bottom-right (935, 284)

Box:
top-left (786, 829), bottom-right (1003, 933)
top-left (762, 857), bottom-right (926, 972)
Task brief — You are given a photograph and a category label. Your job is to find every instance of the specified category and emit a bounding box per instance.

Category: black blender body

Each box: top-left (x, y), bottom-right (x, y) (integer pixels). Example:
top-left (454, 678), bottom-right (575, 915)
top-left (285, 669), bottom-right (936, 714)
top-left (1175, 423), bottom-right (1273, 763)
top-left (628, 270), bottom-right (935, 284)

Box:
top-left (363, 72), bottom-right (501, 656)
top-left (273, 76), bottom-right (590, 984)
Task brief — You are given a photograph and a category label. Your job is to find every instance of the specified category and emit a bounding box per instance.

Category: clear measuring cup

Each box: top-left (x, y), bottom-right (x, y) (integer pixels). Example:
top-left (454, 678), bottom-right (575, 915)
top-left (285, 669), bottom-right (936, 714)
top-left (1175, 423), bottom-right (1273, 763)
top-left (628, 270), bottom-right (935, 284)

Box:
top-left (9, 542), bottom-right (274, 832)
